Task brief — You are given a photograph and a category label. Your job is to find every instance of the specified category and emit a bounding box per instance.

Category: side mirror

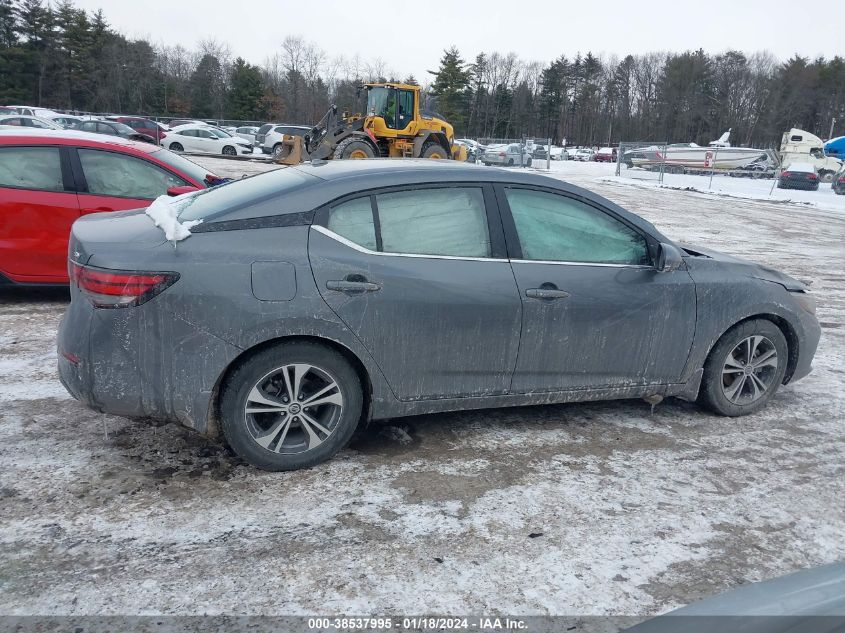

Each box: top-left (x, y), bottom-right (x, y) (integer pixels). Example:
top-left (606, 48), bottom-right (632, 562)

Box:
top-left (656, 242), bottom-right (683, 273)
top-left (166, 185), bottom-right (199, 197)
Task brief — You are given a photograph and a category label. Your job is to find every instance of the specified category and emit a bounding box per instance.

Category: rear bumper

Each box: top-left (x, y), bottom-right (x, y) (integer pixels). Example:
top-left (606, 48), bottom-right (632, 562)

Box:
top-left (779, 179), bottom-right (818, 190)
top-left (57, 295), bottom-right (242, 433)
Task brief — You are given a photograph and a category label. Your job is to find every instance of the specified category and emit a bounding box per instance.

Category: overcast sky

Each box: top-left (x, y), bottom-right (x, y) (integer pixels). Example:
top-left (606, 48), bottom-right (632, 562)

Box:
top-left (72, 0), bottom-right (845, 80)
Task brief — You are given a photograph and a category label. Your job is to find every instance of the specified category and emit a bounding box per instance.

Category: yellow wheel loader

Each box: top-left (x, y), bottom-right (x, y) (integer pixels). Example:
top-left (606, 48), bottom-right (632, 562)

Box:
top-left (276, 83), bottom-right (468, 165)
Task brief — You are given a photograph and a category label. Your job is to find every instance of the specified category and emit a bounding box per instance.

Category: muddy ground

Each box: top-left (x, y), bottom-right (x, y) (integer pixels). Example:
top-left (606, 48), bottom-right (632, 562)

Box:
top-left (0, 159), bottom-right (842, 618)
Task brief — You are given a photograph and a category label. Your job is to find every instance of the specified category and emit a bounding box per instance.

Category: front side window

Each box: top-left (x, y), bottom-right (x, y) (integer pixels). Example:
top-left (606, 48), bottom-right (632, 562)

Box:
top-left (327, 197), bottom-right (377, 251)
top-left (80, 121), bottom-right (96, 132)
top-left (78, 149), bottom-right (188, 199)
top-left (505, 188), bottom-right (649, 265)
top-left (377, 188), bottom-right (490, 257)
top-left (0, 146), bottom-right (64, 191)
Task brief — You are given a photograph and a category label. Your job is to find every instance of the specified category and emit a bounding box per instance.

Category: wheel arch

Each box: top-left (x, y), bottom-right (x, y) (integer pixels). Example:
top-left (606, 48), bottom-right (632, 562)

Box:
top-left (414, 131), bottom-right (452, 158)
top-left (206, 334), bottom-right (374, 438)
top-left (704, 313), bottom-right (800, 385)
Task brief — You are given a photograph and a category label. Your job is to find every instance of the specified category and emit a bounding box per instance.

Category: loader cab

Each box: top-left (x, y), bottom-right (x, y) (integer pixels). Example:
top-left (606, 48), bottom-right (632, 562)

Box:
top-left (366, 84), bottom-right (417, 132)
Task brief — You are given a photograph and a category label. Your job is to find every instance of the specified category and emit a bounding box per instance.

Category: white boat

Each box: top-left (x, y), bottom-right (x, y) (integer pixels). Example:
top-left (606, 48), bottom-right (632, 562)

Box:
top-left (624, 130), bottom-right (767, 170)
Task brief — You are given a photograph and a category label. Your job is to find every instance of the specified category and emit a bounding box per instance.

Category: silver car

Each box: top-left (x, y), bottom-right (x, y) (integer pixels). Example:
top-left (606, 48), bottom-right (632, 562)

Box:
top-left (482, 143), bottom-right (532, 167)
top-left (58, 160), bottom-right (820, 471)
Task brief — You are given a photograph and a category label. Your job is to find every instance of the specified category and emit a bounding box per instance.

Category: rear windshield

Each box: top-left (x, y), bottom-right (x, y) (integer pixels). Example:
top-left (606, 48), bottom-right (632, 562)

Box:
top-left (177, 167), bottom-right (317, 222)
top-left (257, 124), bottom-right (273, 134)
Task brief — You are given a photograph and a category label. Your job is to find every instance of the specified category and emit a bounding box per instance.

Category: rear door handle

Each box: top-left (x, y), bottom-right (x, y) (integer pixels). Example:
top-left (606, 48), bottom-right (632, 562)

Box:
top-left (525, 287), bottom-right (570, 300)
top-left (326, 278), bottom-right (381, 293)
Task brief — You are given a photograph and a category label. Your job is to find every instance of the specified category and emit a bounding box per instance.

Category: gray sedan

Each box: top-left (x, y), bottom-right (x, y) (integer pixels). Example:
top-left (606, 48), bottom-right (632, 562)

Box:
top-left (58, 160), bottom-right (820, 471)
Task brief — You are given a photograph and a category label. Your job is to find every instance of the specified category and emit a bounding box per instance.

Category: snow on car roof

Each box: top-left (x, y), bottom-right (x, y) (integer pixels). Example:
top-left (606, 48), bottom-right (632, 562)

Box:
top-left (786, 162), bottom-right (816, 173)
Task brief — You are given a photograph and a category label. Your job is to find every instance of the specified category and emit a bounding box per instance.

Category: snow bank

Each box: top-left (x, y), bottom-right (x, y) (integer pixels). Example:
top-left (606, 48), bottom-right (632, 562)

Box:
top-left (144, 195), bottom-right (202, 242)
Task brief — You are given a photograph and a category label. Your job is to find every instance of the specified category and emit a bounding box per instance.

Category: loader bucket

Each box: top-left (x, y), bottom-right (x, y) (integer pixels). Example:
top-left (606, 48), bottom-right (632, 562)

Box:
top-left (274, 136), bottom-right (306, 165)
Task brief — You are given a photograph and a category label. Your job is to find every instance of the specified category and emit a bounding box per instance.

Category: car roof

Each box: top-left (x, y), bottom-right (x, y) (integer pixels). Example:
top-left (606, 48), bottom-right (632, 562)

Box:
top-left (0, 128), bottom-right (159, 153)
top-left (204, 159), bottom-right (670, 244)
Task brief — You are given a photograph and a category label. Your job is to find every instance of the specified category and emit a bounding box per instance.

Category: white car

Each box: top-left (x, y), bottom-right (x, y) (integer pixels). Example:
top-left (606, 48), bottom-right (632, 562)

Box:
top-left (5, 105), bottom-right (60, 118)
top-left (163, 124), bottom-right (254, 156)
top-left (550, 147), bottom-right (569, 160)
top-left (572, 148), bottom-right (596, 162)
top-left (0, 115), bottom-right (63, 130)
top-left (234, 126), bottom-right (259, 144)
top-left (262, 124), bottom-right (312, 157)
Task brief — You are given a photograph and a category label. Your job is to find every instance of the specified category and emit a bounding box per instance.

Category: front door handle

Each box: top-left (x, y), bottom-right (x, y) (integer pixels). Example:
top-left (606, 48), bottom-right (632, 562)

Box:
top-left (326, 274), bottom-right (381, 293)
top-left (525, 287), bottom-right (570, 300)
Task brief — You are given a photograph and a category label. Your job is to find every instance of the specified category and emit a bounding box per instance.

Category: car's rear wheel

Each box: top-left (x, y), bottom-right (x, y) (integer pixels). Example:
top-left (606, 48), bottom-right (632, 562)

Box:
top-left (220, 342), bottom-right (363, 471)
top-left (222, 145), bottom-right (236, 156)
top-left (698, 319), bottom-right (788, 417)
top-left (169, 142), bottom-right (183, 152)
top-left (819, 170), bottom-right (834, 184)
top-left (272, 142), bottom-right (289, 158)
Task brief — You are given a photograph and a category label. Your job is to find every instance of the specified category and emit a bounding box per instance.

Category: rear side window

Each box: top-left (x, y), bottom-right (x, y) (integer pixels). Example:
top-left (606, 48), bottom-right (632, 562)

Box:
top-left (325, 187), bottom-right (492, 258)
top-left (0, 146), bottom-right (64, 191)
top-left (78, 149), bottom-right (188, 199)
top-left (377, 188), bottom-right (490, 257)
top-left (504, 188), bottom-right (649, 265)
top-left (328, 198), bottom-right (377, 251)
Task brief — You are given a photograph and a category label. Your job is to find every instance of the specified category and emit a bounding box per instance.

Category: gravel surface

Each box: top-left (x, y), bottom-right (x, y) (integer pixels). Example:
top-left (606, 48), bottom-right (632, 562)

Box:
top-left (0, 158), bottom-right (842, 617)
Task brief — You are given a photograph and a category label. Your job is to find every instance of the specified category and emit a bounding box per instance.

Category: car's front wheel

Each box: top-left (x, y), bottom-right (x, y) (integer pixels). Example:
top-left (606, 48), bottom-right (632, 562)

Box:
top-left (222, 145), bottom-right (236, 156)
top-left (169, 142), bottom-right (183, 152)
top-left (220, 342), bottom-right (363, 471)
top-left (698, 319), bottom-right (788, 416)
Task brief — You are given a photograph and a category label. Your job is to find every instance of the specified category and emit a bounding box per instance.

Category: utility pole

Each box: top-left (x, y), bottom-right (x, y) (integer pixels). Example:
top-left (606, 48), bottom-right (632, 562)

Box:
top-left (829, 117), bottom-right (837, 140)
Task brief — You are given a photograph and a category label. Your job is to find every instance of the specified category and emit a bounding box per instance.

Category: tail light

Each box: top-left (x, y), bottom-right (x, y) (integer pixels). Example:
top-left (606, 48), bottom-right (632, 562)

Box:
top-left (839, 176), bottom-right (845, 183)
top-left (807, 173), bottom-right (817, 180)
top-left (781, 172), bottom-right (792, 178)
top-left (498, 152), bottom-right (506, 157)
top-left (70, 262), bottom-right (178, 308)
top-left (160, 131), bottom-right (167, 140)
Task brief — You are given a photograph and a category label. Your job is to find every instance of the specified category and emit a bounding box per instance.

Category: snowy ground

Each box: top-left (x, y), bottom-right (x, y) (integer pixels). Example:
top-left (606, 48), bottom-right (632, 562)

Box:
top-left (0, 156), bottom-right (843, 619)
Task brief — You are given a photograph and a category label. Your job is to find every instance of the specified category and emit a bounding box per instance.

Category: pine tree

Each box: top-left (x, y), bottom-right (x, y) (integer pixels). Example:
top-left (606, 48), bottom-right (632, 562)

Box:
top-left (189, 54), bottom-right (223, 118)
top-left (227, 57), bottom-right (265, 120)
top-left (428, 46), bottom-right (471, 133)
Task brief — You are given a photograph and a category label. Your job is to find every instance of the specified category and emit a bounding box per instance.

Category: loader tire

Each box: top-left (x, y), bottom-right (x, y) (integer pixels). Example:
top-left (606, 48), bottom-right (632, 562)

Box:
top-left (334, 137), bottom-right (376, 160)
top-left (420, 141), bottom-right (447, 159)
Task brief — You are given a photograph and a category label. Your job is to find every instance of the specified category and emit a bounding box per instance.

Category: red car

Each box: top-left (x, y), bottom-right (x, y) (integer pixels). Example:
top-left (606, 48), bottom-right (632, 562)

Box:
top-left (0, 129), bottom-right (223, 285)
top-left (108, 116), bottom-right (168, 143)
top-left (595, 147), bottom-right (618, 163)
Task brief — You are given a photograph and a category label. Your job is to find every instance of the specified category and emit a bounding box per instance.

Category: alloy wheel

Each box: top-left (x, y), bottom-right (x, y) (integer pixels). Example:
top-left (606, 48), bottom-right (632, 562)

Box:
top-left (244, 363), bottom-right (344, 454)
top-left (720, 335), bottom-right (779, 404)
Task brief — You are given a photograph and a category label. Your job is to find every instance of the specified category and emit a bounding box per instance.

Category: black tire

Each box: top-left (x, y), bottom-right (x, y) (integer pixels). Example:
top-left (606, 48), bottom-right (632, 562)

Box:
top-left (507, 158), bottom-right (514, 166)
top-left (333, 137), bottom-right (376, 159)
top-left (698, 319), bottom-right (788, 417)
top-left (222, 145), bottom-right (236, 156)
top-left (526, 157), bottom-right (532, 167)
top-left (818, 170), bottom-right (834, 184)
top-left (169, 142), bottom-right (183, 152)
top-left (220, 342), bottom-right (363, 471)
top-left (420, 141), bottom-right (447, 159)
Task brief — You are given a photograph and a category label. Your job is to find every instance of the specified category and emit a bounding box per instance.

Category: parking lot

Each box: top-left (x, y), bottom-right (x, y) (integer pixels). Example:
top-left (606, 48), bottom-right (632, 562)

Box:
top-left (0, 158), bottom-right (842, 617)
